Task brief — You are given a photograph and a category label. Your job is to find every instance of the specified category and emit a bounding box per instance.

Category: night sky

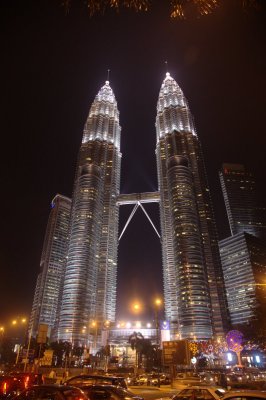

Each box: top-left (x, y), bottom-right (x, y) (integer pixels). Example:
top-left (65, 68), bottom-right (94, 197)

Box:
top-left (1, 0), bottom-right (266, 325)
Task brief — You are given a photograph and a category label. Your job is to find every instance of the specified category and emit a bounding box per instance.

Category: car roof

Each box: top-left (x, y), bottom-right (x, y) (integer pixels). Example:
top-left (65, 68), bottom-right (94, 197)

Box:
top-left (223, 390), bottom-right (266, 397)
top-left (78, 384), bottom-right (122, 389)
top-left (69, 375), bottom-right (124, 379)
top-left (31, 384), bottom-right (83, 390)
top-left (180, 386), bottom-right (224, 390)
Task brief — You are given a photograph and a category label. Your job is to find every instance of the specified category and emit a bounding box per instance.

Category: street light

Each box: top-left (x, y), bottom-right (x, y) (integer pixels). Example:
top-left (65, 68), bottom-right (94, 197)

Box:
top-left (90, 320), bottom-right (98, 354)
top-left (0, 326), bottom-right (4, 345)
top-left (10, 317), bottom-right (28, 366)
top-left (154, 298), bottom-right (162, 346)
top-left (22, 323), bottom-right (32, 372)
top-left (154, 298), bottom-right (162, 387)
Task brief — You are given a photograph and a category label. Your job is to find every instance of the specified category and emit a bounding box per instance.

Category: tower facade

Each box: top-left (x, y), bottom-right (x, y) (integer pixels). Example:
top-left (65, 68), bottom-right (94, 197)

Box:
top-left (29, 194), bottom-right (71, 338)
top-left (57, 81), bottom-right (121, 345)
top-left (156, 73), bottom-right (228, 339)
top-left (219, 163), bottom-right (266, 240)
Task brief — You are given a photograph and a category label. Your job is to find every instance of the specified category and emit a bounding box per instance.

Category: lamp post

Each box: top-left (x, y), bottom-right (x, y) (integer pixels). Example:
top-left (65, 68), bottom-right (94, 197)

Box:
top-left (11, 317), bottom-right (27, 367)
top-left (23, 327), bottom-right (32, 372)
top-left (0, 326), bottom-right (4, 339)
top-left (154, 299), bottom-right (162, 347)
top-left (154, 298), bottom-right (162, 387)
top-left (130, 301), bottom-right (142, 375)
top-left (91, 321), bottom-right (98, 354)
top-left (0, 326), bottom-right (4, 359)
top-left (103, 320), bottom-right (110, 372)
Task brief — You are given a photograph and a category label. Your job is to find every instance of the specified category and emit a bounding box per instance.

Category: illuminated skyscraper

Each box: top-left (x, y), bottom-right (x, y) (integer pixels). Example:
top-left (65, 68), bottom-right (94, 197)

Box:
top-left (156, 73), bottom-right (228, 339)
top-left (29, 194), bottom-right (71, 338)
top-left (57, 81), bottom-right (121, 345)
top-left (219, 163), bottom-right (266, 240)
top-left (32, 74), bottom-right (229, 346)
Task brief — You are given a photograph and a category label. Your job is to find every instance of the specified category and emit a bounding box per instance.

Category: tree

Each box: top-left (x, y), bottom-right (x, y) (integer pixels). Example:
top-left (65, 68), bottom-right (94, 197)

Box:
top-left (139, 339), bottom-right (157, 371)
top-left (61, 0), bottom-right (261, 19)
top-left (0, 337), bottom-right (16, 364)
top-left (50, 341), bottom-right (72, 367)
top-left (129, 331), bottom-right (144, 369)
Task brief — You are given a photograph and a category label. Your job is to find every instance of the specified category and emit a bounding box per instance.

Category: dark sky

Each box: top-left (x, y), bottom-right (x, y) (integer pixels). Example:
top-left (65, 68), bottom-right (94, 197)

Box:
top-left (1, 0), bottom-right (266, 324)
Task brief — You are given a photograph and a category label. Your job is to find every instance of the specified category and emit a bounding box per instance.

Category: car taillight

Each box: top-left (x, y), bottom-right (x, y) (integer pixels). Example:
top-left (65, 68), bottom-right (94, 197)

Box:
top-left (3, 382), bottom-right (8, 395)
top-left (25, 376), bottom-right (30, 388)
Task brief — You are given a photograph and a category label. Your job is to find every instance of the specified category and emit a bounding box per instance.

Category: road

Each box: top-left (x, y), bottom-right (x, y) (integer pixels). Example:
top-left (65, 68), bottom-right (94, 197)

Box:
top-left (129, 385), bottom-right (177, 400)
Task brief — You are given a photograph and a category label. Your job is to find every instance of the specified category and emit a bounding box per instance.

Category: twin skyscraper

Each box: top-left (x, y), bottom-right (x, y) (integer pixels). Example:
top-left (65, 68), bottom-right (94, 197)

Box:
top-left (30, 73), bottom-right (229, 347)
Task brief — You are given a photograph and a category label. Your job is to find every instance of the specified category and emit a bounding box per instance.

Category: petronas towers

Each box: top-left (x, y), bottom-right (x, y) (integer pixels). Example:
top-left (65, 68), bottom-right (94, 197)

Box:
top-left (30, 73), bottom-right (228, 345)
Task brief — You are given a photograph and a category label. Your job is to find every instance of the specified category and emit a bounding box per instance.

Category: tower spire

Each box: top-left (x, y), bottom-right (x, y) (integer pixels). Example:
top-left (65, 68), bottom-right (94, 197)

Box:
top-left (165, 60), bottom-right (168, 74)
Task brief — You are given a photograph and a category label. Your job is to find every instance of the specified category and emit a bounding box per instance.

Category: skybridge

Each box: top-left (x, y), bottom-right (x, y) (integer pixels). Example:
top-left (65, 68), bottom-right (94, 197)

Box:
top-left (117, 191), bottom-right (161, 241)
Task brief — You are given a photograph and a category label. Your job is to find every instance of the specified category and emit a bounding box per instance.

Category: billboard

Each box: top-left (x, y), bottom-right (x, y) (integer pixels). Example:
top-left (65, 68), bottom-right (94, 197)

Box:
top-left (37, 324), bottom-right (48, 344)
top-left (162, 340), bottom-right (190, 365)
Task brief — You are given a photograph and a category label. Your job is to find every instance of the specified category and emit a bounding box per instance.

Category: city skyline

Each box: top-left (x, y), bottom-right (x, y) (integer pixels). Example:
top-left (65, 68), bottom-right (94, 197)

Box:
top-left (1, 0), bottom-right (266, 323)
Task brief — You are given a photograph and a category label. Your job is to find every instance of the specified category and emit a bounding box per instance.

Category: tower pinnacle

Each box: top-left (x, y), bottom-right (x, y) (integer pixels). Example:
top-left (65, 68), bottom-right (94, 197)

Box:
top-left (156, 73), bottom-right (196, 141)
top-left (82, 81), bottom-right (120, 147)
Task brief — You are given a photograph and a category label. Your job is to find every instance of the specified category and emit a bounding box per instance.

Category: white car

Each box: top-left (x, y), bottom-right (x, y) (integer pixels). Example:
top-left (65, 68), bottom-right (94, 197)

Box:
top-left (172, 386), bottom-right (227, 400)
top-left (222, 390), bottom-right (266, 400)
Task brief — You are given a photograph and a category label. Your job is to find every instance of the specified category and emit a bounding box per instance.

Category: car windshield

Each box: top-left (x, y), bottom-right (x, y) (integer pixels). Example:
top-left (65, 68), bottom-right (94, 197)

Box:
top-left (62, 388), bottom-right (87, 400)
top-left (68, 377), bottom-right (126, 388)
top-left (215, 390), bottom-right (225, 398)
top-left (107, 387), bottom-right (135, 397)
top-left (68, 377), bottom-right (96, 385)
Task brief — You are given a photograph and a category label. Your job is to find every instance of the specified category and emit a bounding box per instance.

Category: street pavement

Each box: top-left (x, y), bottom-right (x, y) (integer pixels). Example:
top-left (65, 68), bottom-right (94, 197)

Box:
top-left (129, 385), bottom-right (178, 400)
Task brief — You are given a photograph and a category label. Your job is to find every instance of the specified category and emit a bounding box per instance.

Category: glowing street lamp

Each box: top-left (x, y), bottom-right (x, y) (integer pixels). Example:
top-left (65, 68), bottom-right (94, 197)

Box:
top-left (89, 320), bottom-right (98, 354)
top-left (155, 298), bottom-right (162, 307)
top-left (131, 300), bottom-right (143, 315)
top-left (0, 326), bottom-right (4, 344)
top-left (154, 297), bottom-right (163, 386)
top-left (154, 298), bottom-right (162, 346)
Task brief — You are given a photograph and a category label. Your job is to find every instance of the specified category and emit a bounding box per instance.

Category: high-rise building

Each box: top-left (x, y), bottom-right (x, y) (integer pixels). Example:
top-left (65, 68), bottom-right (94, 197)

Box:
top-left (155, 73), bottom-right (228, 339)
top-left (29, 194), bottom-right (71, 338)
top-left (219, 163), bottom-right (266, 239)
top-left (33, 74), bottom-right (229, 346)
top-left (219, 232), bottom-right (266, 332)
top-left (57, 81), bottom-right (121, 345)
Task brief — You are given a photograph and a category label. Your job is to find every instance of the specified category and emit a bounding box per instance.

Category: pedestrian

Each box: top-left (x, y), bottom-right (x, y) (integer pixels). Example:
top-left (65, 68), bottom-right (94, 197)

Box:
top-left (49, 369), bottom-right (56, 379)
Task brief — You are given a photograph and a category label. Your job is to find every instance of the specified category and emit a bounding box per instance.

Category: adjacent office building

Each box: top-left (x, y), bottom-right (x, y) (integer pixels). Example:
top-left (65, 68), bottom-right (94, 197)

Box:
top-left (219, 163), bottom-right (266, 332)
top-left (219, 163), bottom-right (266, 240)
top-left (219, 232), bottom-right (266, 330)
top-left (29, 194), bottom-right (71, 338)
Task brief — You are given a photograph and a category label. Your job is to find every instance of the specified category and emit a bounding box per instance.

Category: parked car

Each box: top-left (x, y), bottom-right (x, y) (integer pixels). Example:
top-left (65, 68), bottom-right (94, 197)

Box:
top-left (222, 390), bottom-right (266, 400)
top-left (9, 373), bottom-right (43, 388)
top-left (125, 376), bottom-right (138, 386)
top-left (11, 384), bottom-right (88, 400)
top-left (65, 375), bottom-right (127, 389)
top-left (134, 375), bottom-right (148, 385)
top-left (172, 386), bottom-right (227, 400)
top-left (0, 375), bottom-right (25, 398)
top-left (78, 384), bottom-right (144, 400)
top-left (150, 374), bottom-right (170, 385)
